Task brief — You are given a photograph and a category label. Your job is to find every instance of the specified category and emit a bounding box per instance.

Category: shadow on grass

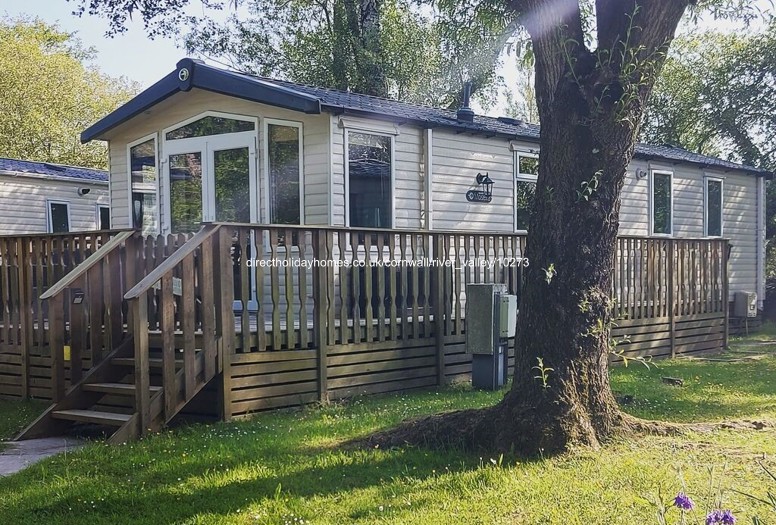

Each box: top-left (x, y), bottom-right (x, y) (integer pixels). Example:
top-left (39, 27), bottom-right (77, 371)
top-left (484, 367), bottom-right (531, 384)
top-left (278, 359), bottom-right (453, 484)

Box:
top-left (0, 426), bottom-right (496, 525)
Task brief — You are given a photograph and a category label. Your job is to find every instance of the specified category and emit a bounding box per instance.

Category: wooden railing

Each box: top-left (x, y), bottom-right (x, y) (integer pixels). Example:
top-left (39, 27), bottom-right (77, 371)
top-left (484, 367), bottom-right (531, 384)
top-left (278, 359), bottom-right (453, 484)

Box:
top-left (219, 225), bottom-right (527, 348)
top-left (0, 230), bottom-right (127, 399)
top-left (612, 237), bottom-right (728, 320)
top-left (123, 225), bottom-right (224, 433)
top-left (211, 227), bottom-right (728, 352)
top-left (40, 231), bottom-right (136, 400)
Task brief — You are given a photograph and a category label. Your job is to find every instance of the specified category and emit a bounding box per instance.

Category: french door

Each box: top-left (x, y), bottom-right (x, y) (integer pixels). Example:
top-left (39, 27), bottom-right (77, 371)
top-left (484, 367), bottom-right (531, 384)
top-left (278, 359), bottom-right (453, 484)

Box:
top-left (163, 132), bottom-right (258, 233)
top-left (163, 132), bottom-right (259, 310)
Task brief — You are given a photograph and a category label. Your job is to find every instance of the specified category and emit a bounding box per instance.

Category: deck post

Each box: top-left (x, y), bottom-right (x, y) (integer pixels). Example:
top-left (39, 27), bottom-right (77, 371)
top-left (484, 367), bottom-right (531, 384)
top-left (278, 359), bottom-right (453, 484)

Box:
top-left (214, 226), bottom-right (235, 421)
top-left (132, 294), bottom-right (150, 435)
top-left (723, 240), bottom-right (730, 348)
top-left (313, 230), bottom-right (329, 403)
top-left (18, 238), bottom-right (31, 399)
top-left (668, 240), bottom-right (676, 358)
top-left (49, 292), bottom-right (65, 402)
top-left (434, 234), bottom-right (445, 385)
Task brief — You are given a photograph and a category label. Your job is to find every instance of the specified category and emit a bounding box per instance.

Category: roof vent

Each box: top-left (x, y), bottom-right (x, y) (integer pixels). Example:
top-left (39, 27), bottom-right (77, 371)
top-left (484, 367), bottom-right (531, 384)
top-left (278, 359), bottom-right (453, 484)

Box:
top-left (497, 116), bottom-right (524, 126)
top-left (457, 81), bottom-right (475, 123)
top-left (43, 163), bottom-right (66, 171)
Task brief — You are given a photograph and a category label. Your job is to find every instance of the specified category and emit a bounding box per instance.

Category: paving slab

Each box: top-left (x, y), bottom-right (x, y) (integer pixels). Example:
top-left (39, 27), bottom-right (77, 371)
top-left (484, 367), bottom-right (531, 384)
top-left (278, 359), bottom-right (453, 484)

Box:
top-left (0, 437), bottom-right (85, 476)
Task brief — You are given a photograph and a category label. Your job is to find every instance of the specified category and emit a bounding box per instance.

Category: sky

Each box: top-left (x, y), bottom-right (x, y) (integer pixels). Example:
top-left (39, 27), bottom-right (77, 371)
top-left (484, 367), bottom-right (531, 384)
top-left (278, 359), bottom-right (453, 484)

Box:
top-left (1, 0), bottom-right (772, 117)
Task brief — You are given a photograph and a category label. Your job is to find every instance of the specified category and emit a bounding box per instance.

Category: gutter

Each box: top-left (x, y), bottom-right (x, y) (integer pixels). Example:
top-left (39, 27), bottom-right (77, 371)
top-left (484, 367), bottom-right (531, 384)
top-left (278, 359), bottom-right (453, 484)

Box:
top-left (757, 176), bottom-right (766, 309)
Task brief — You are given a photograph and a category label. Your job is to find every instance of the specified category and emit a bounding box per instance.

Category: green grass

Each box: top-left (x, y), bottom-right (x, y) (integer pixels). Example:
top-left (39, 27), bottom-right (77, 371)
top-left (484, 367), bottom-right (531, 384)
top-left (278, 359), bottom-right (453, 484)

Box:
top-left (0, 399), bottom-right (47, 449)
top-left (0, 342), bottom-right (774, 524)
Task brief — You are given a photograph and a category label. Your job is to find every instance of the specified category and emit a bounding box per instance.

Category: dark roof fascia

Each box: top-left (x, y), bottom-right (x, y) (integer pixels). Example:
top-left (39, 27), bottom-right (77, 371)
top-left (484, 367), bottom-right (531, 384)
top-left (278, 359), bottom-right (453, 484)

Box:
top-left (81, 58), bottom-right (322, 143)
top-left (81, 70), bottom-right (181, 143)
top-left (193, 63), bottom-right (321, 115)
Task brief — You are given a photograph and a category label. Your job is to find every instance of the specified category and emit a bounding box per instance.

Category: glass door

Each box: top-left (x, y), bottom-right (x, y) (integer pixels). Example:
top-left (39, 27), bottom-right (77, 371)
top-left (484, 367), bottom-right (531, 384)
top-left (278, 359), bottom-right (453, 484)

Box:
top-left (163, 134), bottom-right (257, 232)
top-left (163, 130), bottom-right (258, 311)
top-left (205, 134), bottom-right (258, 224)
top-left (167, 150), bottom-right (204, 233)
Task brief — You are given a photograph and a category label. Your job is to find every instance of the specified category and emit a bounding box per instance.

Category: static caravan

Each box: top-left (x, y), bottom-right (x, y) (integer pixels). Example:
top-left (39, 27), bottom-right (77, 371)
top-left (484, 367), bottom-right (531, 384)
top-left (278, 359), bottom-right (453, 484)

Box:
top-left (82, 58), bottom-right (768, 309)
top-left (6, 58), bottom-right (771, 443)
top-left (0, 158), bottom-right (110, 234)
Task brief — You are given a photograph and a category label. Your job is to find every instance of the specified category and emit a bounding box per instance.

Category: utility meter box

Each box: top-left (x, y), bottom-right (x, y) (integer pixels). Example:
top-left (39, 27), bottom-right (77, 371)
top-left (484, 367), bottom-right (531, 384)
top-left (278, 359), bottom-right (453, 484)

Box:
top-left (733, 291), bottom-right (757, 318)
top-left (466, 283), bottom-right (507, 355)
top-left (465, 283), bottom-right (517, 390)
top-left (498, 294), bottom-right (518, 338)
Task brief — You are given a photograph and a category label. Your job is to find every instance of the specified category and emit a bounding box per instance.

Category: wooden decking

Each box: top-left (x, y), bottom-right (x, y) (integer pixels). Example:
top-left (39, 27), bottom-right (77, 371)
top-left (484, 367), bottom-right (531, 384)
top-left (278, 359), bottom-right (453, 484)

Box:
top-left (1, 225), bottom-right (730, 442)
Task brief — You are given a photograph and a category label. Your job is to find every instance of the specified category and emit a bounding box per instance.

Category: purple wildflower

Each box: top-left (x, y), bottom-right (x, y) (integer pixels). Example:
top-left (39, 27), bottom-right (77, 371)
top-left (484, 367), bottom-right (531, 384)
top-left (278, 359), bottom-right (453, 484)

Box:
top-left (673, 492), bottom-right (695, 510)
top-left (706, 510), bottom-right (737, 525)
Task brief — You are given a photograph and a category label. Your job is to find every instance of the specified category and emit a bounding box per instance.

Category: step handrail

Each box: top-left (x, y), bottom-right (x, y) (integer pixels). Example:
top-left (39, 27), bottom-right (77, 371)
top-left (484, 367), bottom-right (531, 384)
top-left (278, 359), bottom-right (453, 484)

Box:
top-left (124, 224), bottom-right (221, 300)
top-left (40, 230), bottom-right (136, 300)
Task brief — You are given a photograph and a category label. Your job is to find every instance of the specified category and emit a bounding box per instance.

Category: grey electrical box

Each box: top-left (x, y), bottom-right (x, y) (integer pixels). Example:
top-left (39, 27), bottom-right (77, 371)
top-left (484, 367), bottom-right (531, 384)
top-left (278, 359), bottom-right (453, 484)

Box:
top-left (466, 283), bottom-right (507, 355)
top-left (733, 291), bottom-right (757, 318)
top-left (498, 294), bottom-right (518, 338)
top-left (465, 283), bottom-right (517, 390)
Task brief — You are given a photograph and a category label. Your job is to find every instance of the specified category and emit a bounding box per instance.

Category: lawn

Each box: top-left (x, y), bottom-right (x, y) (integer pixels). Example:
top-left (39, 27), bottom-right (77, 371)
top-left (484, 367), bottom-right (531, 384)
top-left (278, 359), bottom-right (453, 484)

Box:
top-left (0, 343), bottom-right (774, 525)
top-left (0, 399), bottom-right (47, 450)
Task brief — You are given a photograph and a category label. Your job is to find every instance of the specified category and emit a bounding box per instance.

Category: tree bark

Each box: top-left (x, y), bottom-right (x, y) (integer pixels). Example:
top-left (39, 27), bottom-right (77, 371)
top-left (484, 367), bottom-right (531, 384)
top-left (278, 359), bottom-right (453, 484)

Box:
top-left (483, 0), bottom-right (692, 454)
top-left (361, 0), bottom-right (693, 456)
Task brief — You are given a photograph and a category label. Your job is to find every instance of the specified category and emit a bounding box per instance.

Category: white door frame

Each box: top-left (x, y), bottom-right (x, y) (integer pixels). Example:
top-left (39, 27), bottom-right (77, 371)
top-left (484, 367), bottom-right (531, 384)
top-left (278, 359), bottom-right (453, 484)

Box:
top-left (161, 131), bottom-right (258, 233)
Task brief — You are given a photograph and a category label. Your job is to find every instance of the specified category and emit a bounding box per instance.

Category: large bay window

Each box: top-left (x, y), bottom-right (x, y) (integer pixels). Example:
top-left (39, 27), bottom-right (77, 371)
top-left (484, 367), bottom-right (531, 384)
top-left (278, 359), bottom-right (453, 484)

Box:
top-left (347, 131), bottom-right (393, 228)
top-left (514, 153), bottom-right (538, 232)
top-left (129, 135), bottom-right (159, 236)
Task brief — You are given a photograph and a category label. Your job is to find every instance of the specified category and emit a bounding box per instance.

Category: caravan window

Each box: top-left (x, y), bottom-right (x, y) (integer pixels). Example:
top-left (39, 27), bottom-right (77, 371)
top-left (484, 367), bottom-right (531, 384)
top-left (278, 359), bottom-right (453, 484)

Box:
top-left (47, 201), bottom-right (70, 233)
top-left (347, 132), bottom-right (392, 228)
top-left (267, 123), bottom-right (302, 224)
top-left (514, 154), bottom-right (538, 232)
top-left (130, 136), bottom-right (159, 235)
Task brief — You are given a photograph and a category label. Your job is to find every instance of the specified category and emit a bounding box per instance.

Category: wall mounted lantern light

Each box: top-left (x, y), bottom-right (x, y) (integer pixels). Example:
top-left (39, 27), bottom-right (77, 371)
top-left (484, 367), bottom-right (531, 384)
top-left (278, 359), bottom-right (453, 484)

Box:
top-left (466, 172), bottom-right (494, 203)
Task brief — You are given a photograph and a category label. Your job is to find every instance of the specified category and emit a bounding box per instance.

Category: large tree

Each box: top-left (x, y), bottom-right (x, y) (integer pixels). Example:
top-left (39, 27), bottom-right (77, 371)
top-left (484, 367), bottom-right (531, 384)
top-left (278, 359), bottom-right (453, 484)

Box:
top-left (70, 0), bottom-right (762, 454)
top-left (73, 0), bottom-right (519, 107)
top-left (0, 17), bottom-right (138, 169)
top-left (641, 23), bottom-right (776, 172)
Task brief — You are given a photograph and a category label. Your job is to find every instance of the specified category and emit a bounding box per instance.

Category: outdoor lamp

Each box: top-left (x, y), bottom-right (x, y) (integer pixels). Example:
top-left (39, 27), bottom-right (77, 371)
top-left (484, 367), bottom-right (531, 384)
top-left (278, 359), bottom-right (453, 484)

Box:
top-left (476, 172), bottom-right (494, 197)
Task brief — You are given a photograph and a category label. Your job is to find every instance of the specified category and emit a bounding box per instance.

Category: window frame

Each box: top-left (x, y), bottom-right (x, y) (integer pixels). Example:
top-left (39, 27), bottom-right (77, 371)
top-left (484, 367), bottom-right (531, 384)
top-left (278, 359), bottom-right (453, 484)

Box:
top-left (344, 128), bottom-right (396, 229)
top-left (513, 151), bottom-right (539, 233)
top-left (127, 132), bottom-right (160, 235)
top-left (649, 169), bottom-right (674, 237)
top-left (263, 118), bottom-right (305, 225)
top-left (704, 175), bottom-right (724, 238)
top-left (46, 200), bottom-right (71, 233)
top-left (160, 112), bottom-right (259, 234)
top-left (162, 110), bottom-right (257, 141)
top-left (96, 204), bottom-right (111, 230)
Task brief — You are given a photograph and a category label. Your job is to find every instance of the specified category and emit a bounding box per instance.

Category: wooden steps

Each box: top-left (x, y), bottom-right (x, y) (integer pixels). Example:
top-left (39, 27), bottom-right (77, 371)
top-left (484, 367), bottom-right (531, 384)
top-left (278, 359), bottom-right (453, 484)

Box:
top-left (52, 409), bottom-right (132, 426)
top-left (112, 357), bottom-right (189, 369)
top-left (83, 382), bottom-right (162, 395)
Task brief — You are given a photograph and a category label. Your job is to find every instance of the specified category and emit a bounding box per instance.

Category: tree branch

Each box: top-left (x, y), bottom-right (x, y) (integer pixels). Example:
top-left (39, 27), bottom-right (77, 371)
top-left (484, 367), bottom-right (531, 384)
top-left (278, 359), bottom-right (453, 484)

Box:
top-left (510, 0), bottom-right (587, 117)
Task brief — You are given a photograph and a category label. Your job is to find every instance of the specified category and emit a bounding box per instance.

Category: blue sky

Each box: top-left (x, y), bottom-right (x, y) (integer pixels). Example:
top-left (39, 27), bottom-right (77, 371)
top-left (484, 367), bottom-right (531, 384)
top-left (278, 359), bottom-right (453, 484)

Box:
top-left (1, 0), bottom-right (770, 111)
top-left (0, 0), bottom-right (183, 86)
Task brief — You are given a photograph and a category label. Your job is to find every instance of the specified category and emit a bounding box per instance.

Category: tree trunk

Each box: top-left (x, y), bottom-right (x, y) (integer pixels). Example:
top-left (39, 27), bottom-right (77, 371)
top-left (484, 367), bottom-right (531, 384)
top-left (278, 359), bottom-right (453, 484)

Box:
top-left (480, 0), bottom-right (692, 454)
top-left (358, 0), bottom-right (692, 457)
top-left (486, 82), bottom-right (634, 454)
